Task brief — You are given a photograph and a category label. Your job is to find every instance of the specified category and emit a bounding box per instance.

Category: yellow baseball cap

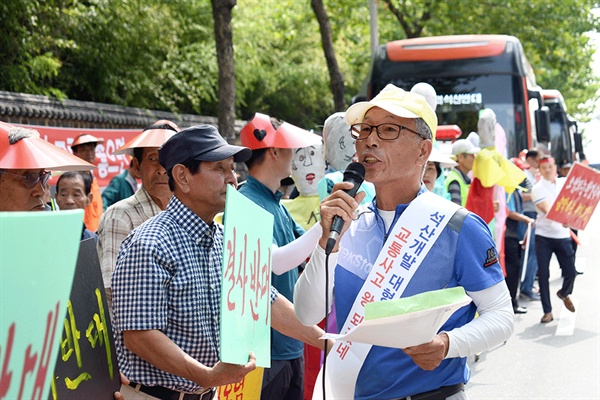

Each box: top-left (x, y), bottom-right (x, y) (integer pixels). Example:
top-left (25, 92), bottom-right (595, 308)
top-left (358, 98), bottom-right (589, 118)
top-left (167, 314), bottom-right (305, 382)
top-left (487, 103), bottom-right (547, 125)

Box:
top-left (345, 84), bottom-right (437, 139)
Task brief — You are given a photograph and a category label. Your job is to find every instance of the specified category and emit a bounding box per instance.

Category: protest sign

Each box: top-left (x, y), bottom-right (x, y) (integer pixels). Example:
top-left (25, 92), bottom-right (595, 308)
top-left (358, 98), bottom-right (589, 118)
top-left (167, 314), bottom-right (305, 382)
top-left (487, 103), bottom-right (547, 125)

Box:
top-left (220, 185), bottom-right (273, 368)
top-left (546, 163), bottom-right (600, 230)
top-left (217, 367), bottom-right (264, 400)
top-left (48, 238), bottom-right (120, 399)
top-left (0, 210), bottom-right (82, 400)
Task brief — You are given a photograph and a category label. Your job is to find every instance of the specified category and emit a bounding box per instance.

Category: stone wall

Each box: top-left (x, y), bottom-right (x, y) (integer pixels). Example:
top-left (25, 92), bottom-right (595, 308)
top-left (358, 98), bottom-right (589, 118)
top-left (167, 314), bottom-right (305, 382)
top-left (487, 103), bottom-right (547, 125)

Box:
top-left (0, 91), bottom-right (246, 142)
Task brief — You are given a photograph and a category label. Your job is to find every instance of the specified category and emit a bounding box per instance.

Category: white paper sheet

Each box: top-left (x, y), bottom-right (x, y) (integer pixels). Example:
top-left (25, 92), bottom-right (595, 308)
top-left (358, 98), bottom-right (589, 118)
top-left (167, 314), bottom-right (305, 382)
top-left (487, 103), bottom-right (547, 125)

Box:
top-left (322, 294), bottom-right (472, 349)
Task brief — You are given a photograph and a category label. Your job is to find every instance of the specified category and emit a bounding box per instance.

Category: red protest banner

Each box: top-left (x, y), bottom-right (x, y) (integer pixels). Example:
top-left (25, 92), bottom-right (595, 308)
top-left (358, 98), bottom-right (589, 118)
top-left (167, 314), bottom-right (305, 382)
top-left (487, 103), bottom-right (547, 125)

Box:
top-left (17, 124), bottom-right (140, 187)
top-left (546, 163), bottom-right (600, 231)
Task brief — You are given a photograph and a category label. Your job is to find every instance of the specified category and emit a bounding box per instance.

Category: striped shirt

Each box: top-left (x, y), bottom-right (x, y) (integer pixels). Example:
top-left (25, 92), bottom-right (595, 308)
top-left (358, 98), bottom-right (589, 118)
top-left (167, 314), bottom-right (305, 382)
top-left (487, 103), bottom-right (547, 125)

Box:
top-left (97, 186), bottom-right (163, 308)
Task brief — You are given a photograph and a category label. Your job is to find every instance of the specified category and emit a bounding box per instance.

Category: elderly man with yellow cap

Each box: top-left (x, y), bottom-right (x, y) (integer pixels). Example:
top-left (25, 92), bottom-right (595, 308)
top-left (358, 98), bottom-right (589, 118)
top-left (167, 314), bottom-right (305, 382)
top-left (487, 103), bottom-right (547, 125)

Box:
top-left (294, 84), bottom-right (514, 400)
top-left (70, 133), bottom-right (105, 231)
top-left (96, 121), bottom-right (179, 310)
top-left (238, 114), bottom-right (322, 400)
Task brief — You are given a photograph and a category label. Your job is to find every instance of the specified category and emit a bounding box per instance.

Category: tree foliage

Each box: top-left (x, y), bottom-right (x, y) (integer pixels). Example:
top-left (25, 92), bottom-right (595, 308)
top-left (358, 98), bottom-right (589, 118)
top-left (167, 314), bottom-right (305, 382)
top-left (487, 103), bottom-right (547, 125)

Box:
top-left (0, 0), bottom-right (598, 127)
top-left (380, 0), bottom-right (600, 119)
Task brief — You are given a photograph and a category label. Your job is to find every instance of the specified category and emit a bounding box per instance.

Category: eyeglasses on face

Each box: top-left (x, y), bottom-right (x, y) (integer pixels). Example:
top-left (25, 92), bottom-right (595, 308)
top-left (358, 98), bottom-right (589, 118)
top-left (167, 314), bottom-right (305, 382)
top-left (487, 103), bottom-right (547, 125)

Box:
top-left (0, 170), bottom-right (51, 189)
top-left (350, 123), bottom-right (428, 141)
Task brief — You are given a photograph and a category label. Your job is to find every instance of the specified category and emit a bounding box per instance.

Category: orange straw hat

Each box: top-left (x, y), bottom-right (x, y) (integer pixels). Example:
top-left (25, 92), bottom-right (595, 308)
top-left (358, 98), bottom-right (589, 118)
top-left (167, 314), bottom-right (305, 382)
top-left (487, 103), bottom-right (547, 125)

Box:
top-left (70, 133), bottom-right (104, 148)
top-left (0, 122), bottom-right (95, 171)
top-left (113, 120), bottom-right (180, 156)
top-left (240, 113), bottom-right (321, 150)
top-left (0, 121), bottom-right (10, 155)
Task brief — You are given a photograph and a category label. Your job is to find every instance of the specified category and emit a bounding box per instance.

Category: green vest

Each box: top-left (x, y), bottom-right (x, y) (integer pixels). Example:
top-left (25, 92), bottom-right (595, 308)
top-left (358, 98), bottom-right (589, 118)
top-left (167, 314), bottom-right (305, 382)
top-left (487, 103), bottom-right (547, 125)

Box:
top-left (444, 168), bottom-right (470, 207)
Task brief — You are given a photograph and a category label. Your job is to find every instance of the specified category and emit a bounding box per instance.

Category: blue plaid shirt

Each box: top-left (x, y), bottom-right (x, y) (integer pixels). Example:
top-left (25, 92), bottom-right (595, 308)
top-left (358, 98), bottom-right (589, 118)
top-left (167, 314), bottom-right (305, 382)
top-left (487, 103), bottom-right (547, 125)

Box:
top-left (112, 196), bottom-right (277, 392)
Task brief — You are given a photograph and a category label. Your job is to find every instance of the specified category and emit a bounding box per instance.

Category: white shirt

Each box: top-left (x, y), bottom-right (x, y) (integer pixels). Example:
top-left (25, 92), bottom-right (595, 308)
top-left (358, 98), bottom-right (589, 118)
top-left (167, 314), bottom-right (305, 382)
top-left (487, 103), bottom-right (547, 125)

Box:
top-left (531, 177), bottom-right (571, 239)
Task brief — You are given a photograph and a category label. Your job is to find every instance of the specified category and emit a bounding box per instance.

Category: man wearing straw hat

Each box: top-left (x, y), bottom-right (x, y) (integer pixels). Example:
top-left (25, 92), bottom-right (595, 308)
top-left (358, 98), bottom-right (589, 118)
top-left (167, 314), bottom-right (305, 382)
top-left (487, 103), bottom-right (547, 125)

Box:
top-left (71, 133), bottom-right (105, 231)
top-left (0, 122), bottom-right (94, 211)
top-left (97, 121), bottom-right (180, 310)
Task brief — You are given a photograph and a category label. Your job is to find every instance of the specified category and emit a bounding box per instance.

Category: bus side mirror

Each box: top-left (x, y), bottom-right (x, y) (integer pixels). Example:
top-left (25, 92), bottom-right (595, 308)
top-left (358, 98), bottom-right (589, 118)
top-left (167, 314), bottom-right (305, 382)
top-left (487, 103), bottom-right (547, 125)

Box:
top-left (574, 132), bottom-right (584, 155)
top-left (535, 107), bottom-right (551, 143)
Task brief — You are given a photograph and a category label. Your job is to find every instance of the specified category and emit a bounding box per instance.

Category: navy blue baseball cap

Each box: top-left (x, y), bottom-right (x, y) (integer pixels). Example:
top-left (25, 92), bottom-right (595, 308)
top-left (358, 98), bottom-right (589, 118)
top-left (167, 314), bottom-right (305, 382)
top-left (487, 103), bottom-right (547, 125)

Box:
top-left (159, 124), bottom-right (251, 172)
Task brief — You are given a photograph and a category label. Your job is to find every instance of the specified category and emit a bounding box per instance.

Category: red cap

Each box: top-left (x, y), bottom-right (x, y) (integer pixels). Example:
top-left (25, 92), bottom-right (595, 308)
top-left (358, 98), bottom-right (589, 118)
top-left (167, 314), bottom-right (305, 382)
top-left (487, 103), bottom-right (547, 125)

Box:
top-left (240, 113), bottom-right (321, 150)
top-left (510, 157), bottom-right (530, 170)
top-left (538, 156), bottom-right (555, 165)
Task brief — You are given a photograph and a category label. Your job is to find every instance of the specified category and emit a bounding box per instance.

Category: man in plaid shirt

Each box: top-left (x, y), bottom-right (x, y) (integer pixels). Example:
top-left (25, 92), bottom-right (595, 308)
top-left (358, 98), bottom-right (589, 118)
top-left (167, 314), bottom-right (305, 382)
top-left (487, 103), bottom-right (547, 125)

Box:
top-left (112, 125), bottom-right (329, 400)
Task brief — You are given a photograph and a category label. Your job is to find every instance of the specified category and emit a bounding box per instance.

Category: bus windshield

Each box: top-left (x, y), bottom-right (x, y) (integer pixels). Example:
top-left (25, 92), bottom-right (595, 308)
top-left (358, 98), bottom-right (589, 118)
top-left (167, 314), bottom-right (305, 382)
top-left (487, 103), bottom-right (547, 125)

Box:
top-left (379, 74), bottom-right (528, 155)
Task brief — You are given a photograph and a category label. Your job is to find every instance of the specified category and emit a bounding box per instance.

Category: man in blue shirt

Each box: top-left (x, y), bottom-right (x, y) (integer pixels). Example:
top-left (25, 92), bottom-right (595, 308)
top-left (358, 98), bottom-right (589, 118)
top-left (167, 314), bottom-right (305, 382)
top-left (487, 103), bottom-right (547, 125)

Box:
top-left (295, 85), bottom-right (514, 399)
top-left (239, 113), bottom-right (321, 400)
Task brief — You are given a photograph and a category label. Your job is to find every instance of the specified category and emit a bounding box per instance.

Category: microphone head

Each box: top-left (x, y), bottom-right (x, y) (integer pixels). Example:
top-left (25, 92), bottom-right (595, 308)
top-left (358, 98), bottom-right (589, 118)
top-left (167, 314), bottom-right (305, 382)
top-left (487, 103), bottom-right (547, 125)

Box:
top-left (343, 162), bottom-right (365, 185)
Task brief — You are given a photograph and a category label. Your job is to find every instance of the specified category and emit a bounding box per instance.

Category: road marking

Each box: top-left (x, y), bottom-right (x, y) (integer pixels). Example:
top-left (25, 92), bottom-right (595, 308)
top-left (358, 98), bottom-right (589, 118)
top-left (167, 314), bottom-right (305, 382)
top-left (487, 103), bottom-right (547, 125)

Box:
top-left (555, 298), bottom-right (578, 336)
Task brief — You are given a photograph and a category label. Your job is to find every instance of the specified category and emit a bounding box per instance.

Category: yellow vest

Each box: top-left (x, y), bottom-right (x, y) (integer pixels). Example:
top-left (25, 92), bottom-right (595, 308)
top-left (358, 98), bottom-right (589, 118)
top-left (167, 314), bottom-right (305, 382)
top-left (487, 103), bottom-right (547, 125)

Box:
top-left (444, 169), bottom-right (470, 207)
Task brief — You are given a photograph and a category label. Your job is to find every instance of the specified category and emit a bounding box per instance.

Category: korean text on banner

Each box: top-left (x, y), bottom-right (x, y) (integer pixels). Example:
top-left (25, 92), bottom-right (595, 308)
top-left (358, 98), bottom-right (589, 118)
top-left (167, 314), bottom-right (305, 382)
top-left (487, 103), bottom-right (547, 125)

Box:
top-left (0, 210), bottom-right (82, 400)
top-left (218, 367), bottom-right (264, 400)
top-left (546, 163), bottom-right (600, 231)
top-left (21, 124), bottom-right (140, 187)
top-left (220, 185), bottom-right (274, 368)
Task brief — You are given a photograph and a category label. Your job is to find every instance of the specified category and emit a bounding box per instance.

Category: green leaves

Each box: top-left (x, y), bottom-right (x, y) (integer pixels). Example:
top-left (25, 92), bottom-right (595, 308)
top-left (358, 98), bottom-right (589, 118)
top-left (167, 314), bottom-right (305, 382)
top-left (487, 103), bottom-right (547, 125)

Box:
top-left (0, 0), bottom-right (597, 127)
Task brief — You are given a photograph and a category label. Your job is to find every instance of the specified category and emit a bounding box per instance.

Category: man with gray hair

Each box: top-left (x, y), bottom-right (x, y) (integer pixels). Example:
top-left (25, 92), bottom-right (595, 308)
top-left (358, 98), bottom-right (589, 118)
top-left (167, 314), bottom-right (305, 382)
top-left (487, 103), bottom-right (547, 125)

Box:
top-left (295, 84), bottom-right (513, 399)
top-left (112, 125), bottom-right (331, 400)
top-left (0, 122), bottom-right (94, 211)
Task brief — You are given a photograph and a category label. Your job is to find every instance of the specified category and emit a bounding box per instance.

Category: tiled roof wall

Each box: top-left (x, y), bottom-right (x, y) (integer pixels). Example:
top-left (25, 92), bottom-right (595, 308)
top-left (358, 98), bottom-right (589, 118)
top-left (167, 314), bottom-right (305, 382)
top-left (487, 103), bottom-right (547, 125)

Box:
top-left (0, 91), bottom-right (246, 140)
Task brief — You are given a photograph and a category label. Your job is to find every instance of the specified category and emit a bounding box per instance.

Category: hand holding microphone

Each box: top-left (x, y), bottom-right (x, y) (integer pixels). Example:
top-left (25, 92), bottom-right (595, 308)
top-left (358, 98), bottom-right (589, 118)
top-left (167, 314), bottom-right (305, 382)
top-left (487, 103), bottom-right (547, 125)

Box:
top-left (323, 162), bottom-right (366, 255)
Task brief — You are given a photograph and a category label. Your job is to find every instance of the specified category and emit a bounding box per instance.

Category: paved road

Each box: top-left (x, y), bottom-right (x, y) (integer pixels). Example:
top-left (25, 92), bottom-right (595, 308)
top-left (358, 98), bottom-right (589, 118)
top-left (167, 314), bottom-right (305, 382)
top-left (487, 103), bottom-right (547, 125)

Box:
top-left (466, 207), bottom-right (600, 399)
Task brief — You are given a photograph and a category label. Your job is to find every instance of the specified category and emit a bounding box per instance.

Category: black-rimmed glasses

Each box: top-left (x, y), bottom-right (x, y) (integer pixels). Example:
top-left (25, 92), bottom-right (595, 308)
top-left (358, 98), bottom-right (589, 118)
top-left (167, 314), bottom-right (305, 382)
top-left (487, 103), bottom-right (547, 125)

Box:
top-left (350, 123), bottom-right (428, 141)
top-left (0, 170), bottom-right (51, 189)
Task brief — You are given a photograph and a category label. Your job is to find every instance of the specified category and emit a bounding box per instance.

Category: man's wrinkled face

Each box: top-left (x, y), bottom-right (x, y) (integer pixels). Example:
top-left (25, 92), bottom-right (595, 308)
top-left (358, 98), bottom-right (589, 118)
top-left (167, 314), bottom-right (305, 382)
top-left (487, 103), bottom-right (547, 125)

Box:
top-left (355, 107), bottom-right (426, 186)
top-left (56, 175), bottom-right (91, 210)
top-left (186, 157), bottom-right (238, 218)
top-left (458, 153), bottom-right (475, 172)
top-left (139, 148), bottom-right (170, 200)
top-left (0, 169), bottom-right (48, 211)
top-left (72, 143), bottom-right (97, 165)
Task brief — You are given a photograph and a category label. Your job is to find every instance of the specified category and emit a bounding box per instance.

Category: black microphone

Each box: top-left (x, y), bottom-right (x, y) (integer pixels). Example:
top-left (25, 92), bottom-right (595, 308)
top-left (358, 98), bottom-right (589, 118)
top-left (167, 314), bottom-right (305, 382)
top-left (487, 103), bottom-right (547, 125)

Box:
top-left (325, 162), bottom-right (366, 255)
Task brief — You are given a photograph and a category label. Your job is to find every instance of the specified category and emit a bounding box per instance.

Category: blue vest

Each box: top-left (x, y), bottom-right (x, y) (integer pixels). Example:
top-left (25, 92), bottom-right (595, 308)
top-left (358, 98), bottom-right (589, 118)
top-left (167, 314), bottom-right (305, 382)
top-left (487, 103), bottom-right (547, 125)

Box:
top-left (334, 191), bottom-right (504, 399)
